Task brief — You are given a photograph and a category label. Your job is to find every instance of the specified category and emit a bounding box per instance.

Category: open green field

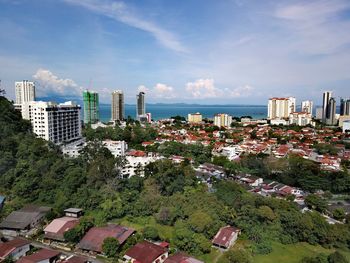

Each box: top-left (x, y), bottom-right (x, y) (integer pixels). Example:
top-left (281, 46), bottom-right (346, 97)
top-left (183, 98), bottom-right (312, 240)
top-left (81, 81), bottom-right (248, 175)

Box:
top-left (253, 242), bottom-right (350, 263)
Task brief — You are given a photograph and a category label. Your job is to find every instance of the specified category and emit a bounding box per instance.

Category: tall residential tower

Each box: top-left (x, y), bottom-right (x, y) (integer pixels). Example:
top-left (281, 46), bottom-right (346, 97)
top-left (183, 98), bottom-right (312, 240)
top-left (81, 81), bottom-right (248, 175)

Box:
top-left (136, 92), bottom-right (145, 120)
top-left (83, 90), bottom-right (99, 124)
top-left (15, 80), bottom-right (36, 110)
top-left (267, 97), bottom-right (296, 119)
top-left (322, 91), bottom-right (332, 123)
top-left (111, 90), bottom-right (124, 121)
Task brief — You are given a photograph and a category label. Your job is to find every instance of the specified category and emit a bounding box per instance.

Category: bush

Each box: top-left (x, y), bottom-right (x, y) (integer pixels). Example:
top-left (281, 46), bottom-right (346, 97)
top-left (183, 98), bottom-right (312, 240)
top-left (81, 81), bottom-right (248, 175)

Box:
top-left (143, 226), bottom-right (159, 241)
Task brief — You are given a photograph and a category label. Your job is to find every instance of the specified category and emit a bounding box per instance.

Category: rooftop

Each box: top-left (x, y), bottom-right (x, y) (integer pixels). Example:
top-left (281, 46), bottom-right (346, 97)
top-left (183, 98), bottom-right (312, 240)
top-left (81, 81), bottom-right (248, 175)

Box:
top-left (78, 224), bottom-right (135, 253)
top-left (0, 238), bottom-right (30, 259)
top-left (125, 241), bottom-right (167, 263)
top-left (17, 249), bottom-right (60, 263)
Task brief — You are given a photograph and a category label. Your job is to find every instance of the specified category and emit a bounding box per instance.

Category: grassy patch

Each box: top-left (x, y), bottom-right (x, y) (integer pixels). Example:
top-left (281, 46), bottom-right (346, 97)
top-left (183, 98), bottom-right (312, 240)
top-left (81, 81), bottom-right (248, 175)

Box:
top-left (253, 242), bottom-right (350, 263)
top-left (115, 216), bottom-right (174, 241)
top-left (197, 248), bottom-right (222, 263)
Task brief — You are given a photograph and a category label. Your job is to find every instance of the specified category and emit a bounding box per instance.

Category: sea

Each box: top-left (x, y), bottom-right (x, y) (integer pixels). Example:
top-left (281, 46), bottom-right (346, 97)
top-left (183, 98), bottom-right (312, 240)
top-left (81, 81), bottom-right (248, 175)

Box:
top-left (99, 104), bottom-right (268, 122)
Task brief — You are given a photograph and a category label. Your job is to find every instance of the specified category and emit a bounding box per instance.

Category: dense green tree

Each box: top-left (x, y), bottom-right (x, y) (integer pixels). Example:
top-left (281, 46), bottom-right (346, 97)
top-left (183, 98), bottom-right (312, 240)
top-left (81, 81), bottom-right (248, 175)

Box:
top-left (328, 251), bottom-right (348, 263)
top-left (102, 237), bottom-right (120, 258)
top-left (143, 226), bottom-right (159, 240)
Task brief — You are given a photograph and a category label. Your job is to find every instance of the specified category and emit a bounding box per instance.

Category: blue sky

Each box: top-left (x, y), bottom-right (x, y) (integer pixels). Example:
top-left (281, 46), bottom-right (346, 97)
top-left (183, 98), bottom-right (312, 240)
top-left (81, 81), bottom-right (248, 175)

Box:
top-left (1, 0), bottom-right (350, 105)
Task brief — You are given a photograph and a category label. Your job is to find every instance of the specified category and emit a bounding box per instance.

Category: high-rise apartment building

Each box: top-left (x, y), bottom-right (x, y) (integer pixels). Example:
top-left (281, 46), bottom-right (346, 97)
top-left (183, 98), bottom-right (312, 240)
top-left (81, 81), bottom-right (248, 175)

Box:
top-left (340, 98), bottom-right (350, 116)
top-left (188, 113), bottom-right (202, 123)
top-left (83, 90), bottom-right (99, 124)
top-left (136, 92), bottom-right (145, 120)
top-left (326, 97), bottom-right (337, 126)
top-left (322, 91), bottom-right (332, 123)
top-left (15, 81), bottom-right (36, 110)
top-left (267, 97), bottom-right (296, 119)
top-left (111, 90), bottom-right (124, 121)
top-left (214, 113), bottom-right (232, 128)
top-left (22, 101), bottom-right (81, 144)
top-left (301, 100), bottom-right (313, 115)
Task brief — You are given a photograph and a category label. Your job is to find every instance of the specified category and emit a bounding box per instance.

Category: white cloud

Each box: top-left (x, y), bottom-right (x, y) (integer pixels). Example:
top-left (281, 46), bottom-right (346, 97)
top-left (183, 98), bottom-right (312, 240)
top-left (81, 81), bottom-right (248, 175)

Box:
top-left (186, 79), bottom-right (255, 99)
top-left (136, 83), bottom-right (175, 99)
top-left (63, 0), bottom-right (187, 53)
top-left (33, 69), bottom-right (82, 97)
top-left (226, 85), bottom-right (254, 98)
top-left (186, 79), bottom-right (223, 99)
top-left (153, 83), bottom-right (175, 98)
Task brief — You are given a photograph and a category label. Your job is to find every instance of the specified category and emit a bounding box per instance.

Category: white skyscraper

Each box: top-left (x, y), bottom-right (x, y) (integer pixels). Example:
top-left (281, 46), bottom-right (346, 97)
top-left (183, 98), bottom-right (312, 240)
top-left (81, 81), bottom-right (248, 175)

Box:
top-left (268, 97), bottom-right (296, 119)
top-left (301, 100), bottom-right (313, 115)
top-left (111, 90), bottom-right (124, 121)
top-left (15, 80), bottom-right (36, 109)
top-left (22, 101), bottom-right (81, 144)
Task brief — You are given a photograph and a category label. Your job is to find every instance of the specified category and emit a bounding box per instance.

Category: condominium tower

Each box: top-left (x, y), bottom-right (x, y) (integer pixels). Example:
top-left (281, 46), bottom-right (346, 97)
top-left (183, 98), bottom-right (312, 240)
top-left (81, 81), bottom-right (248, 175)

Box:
top-left (267, 97), bottom-right (296, 119)
top-left (188, 112), bottom-right (203, 123)
top-left (214, 113), bottom-right (232, 128)
top-left (340, 98), bottom-right (350, 116)
top-left (301, 100), bottom-right (313, 115)
top-left (326, 97), bottom-right (337, 126)
top-left (322, 91), bottom-right (332, 123)
top-left (15, 80), bottom-right (36, 110)
top-left (136, 92), bottom-right (145, 120)
top-left (111, 90), bottom-right (124, 121)
top-left (22, 101), bottom-right (81, 144)
top-left (83, 90), bottom-right (99, 124)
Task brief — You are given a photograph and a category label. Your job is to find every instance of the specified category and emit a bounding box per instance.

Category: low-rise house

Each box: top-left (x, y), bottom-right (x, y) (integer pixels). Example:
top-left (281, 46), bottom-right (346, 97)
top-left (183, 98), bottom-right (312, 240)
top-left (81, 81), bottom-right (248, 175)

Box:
top-left (61, 256), bottom-right (89, 263)
top-left (0, 205), bottom-right (51, 237)
top-left (195, 163), bottom-right (226, 179)
top-left (237, 174), bottom-right (263, 187)
top-left (103, 140), bottom-right (128, 157)
top-left (212, 226), bottom-right (241, 250)
top-left (17, 248), bottom-right (60, 263)
top-left (121, 150), bottom-right (161, 178)
top-left (123, 240), bottom-right (168, 263)
top-left (0, 238), bottom-right (31, 261)
top-left (220, 146), bottom-right (241, 160)
top-left (44, 217), bottom-right (80, 242)
top-left (164, 253), bottom-right (204, 263)
top-left (77, 224), bottom-right (135, 254)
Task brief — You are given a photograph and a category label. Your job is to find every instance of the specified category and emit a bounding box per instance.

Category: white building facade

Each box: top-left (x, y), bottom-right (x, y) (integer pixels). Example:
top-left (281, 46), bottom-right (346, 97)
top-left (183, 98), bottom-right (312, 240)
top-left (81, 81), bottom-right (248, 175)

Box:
top-left (14, 80), bottom-right (36, 110)
top-left (301, 100), bottom-right (313, 115)
top-left (103, 140), bottom-right (128, 157)
top-left (22, 101), bottom-right (81, 144)
top-left (289, 112), bottom-right (312, 126)
top-left (214, 113), bottom-right (232, 128)
top-left (268, 97), bottom-right (296, 119)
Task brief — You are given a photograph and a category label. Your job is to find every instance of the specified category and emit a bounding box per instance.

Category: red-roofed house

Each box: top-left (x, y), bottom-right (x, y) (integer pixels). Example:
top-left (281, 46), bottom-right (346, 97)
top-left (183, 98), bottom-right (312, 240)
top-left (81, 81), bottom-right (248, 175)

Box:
top-left (212, 226), bottom-right (241, 249)
top-left (44, 217), bottom-right (79, 241)
top-left (77, 224), bottom-right (135, 254)
top-left (123, 240), bottom-right (168, 263)
top-left (61, 256), bottom-right (89, 263)
top-left (0, 238), bottom-right (30, 261)
top-left (164, 252), bottom-right (203, 263)
top-left (17, 248), bottom-right (60, 263)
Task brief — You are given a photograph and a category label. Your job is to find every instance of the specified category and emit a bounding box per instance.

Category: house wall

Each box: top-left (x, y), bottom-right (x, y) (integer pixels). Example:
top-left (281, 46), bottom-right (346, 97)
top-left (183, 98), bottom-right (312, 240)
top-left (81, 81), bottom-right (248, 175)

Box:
top-left (11, 244), bottom-right (31, 260)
